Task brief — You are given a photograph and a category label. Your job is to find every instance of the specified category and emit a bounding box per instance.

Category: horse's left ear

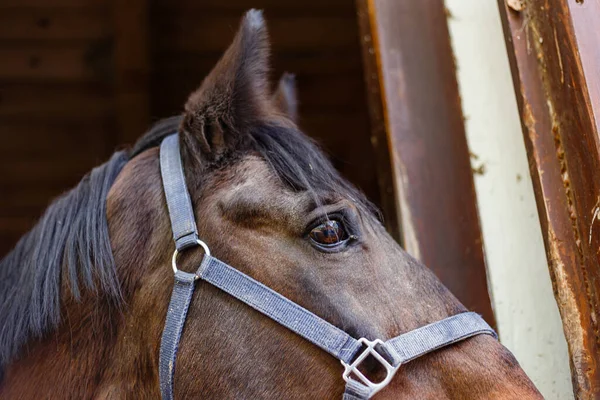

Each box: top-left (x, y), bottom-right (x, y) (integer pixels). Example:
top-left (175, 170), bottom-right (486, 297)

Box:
top-left (180, 9), bottom-right (271, 164)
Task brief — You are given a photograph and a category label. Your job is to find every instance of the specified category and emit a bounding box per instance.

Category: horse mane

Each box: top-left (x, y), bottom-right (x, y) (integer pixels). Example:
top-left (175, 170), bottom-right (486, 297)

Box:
top-left (0, 120), bottom-right (171, 371)
top-left (0, 150), bottom-right (124, 370)
top-left (0, 115), bottom-right (376, 372)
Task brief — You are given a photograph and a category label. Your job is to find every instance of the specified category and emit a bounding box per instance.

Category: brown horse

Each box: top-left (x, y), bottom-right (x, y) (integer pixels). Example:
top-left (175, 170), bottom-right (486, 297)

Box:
top-left (0, 10), bottom-right (542, 399)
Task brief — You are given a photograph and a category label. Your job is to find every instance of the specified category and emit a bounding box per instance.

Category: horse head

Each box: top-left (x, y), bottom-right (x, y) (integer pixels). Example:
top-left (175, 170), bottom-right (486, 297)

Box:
top-left (0, 10), bottom-right (542, 400)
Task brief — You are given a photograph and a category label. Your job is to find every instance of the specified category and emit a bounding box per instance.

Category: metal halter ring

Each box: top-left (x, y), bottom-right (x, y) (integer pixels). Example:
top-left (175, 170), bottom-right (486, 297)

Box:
top-left (171, 239), bottom-right (211, 279)
top-left (341, 338), bottom-right (399, 396)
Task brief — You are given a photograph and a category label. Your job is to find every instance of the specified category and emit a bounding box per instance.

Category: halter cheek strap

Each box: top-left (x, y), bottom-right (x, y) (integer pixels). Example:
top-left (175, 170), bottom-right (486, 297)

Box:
top-left (158, 133), bottom-right (497, 399)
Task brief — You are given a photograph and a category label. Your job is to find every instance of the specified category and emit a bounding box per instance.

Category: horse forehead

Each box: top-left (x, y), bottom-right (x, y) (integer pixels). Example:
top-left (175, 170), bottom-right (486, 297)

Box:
top-left (226, 155), bottom-right (286, 192)
top-left (212, 156), bottom-right (306, 215)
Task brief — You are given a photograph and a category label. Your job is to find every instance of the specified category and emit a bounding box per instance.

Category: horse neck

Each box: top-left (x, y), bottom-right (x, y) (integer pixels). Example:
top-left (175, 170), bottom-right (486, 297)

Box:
top-left (2, 149), bottom-right (171, 398)
top-left (0, 293), bottom-right (118, 397)
top-left (94, 148), bottom-right (175, 396)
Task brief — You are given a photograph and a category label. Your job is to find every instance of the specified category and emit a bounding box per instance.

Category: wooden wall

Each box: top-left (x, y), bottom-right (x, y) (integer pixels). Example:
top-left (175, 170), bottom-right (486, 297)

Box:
top-left (0, 0), bottom-right (377, 257)
top-left (0, 0), bottom-right (118, 256)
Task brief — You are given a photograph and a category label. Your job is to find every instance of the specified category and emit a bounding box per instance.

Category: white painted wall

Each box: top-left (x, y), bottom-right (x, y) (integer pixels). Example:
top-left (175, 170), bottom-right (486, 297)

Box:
top-left (444, 1), bottom-right (573, 399)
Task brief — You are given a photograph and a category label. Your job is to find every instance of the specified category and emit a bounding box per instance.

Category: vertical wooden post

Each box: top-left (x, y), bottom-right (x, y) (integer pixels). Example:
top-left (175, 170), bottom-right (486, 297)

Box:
top-left (112, 0), bottom-right (150, 145)
top-left (355, 3), bottom-right (401, 243)
top-left (356, 0), bottom-right (495, 326)
top-left (498, 0), bottom-right (600, 397)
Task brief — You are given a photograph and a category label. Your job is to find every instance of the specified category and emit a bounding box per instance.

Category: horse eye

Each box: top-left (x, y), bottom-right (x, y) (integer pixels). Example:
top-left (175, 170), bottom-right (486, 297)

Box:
top-left (308, 220), bottom-right (349, 246)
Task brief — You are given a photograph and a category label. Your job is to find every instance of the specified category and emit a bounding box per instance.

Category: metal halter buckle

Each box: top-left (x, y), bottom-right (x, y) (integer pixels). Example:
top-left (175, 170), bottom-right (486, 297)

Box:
top-left (171, 239), bottom-right (211, 280)
top-left (341, 338), bottom-right (399, 396)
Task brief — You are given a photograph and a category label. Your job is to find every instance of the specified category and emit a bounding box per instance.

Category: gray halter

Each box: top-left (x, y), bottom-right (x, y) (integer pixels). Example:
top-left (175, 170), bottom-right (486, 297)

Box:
top-left (157, 134), bottom-right (496, 399)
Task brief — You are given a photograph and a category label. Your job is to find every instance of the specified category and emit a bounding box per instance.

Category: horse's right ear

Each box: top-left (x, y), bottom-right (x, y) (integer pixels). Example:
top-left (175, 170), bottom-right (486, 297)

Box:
top-left (179, 9), bottom-right (271, 166)
top-left (272, 73), bottom-right (298, 123)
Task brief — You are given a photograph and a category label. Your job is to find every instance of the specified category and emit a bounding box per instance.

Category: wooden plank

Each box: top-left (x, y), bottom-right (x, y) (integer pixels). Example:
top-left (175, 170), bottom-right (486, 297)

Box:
top-left (112, 0), bottom-right (151, 145)
top-left (567, 1), bottom-right (600, 137)
top-left (153, 14), bottom-right (358, 53)
top-left (355, 1), bottom-right (399, 241)
top-left (152, 0), bottom-right (353, 14)
top-left (294, 76), bottom-right (366, 111)
top-left (356, 0), bottom-right (495, 325)
top-left (272, 51), bottom-right (363, 76)
top-left (0, 187), bottom-right (71, 214)
top-left (297, 114), bottom-right (369, 141)
top-left (498, 0), bottom-right (600, 397)
top-left (0, 8), bottom-right (110, 40)
top-left (0, 44), bottom-right (111, 82)
top-left (0, 121), bottom-right (110, 155)
top-left (0, 0), bottom-right (105, 8)
top-left (0, 0), bottom-right (116, 259)
top-left (0, 156), bottom-right (98, 185)
top-left (0, 82), bottom-right (114, 120)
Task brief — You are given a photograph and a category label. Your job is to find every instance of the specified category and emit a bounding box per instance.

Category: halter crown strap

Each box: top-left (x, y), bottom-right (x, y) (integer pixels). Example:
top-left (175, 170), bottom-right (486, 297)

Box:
top-left (159, 134), bottom-right (199, 251)
top-left (157, 133), bottom-right (497, 399)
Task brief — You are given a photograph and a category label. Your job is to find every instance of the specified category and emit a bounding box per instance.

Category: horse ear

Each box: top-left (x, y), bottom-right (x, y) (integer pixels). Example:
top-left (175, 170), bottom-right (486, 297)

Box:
top-left (272, 73), bottom-right (298, 123)
top-left (180, 9), bottom-right (270, 163)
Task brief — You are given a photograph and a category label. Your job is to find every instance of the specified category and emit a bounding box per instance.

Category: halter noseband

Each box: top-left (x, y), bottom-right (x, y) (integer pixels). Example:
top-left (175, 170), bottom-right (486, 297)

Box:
top-left (157, 134), bottom-right (496, 399)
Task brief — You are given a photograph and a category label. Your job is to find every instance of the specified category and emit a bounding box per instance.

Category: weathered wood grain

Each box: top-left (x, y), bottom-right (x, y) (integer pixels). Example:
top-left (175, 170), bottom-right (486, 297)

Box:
top-left (498, 0), bottom-right (600, 397)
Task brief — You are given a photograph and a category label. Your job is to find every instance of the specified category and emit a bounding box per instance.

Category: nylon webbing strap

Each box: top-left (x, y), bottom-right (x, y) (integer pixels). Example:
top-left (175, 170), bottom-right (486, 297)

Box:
top-left (159, 271), bottom-right (197, 400)
top-left (159, 132), bottom-right (201, 399)
top-left (343, 379), bottom-right (373, 400)
top-left (385, 311), bottom-right (496, 365)
top-left (197, 255), bottom-right (363, 363)
top-left (159, 134), bottom-right (199, 251)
